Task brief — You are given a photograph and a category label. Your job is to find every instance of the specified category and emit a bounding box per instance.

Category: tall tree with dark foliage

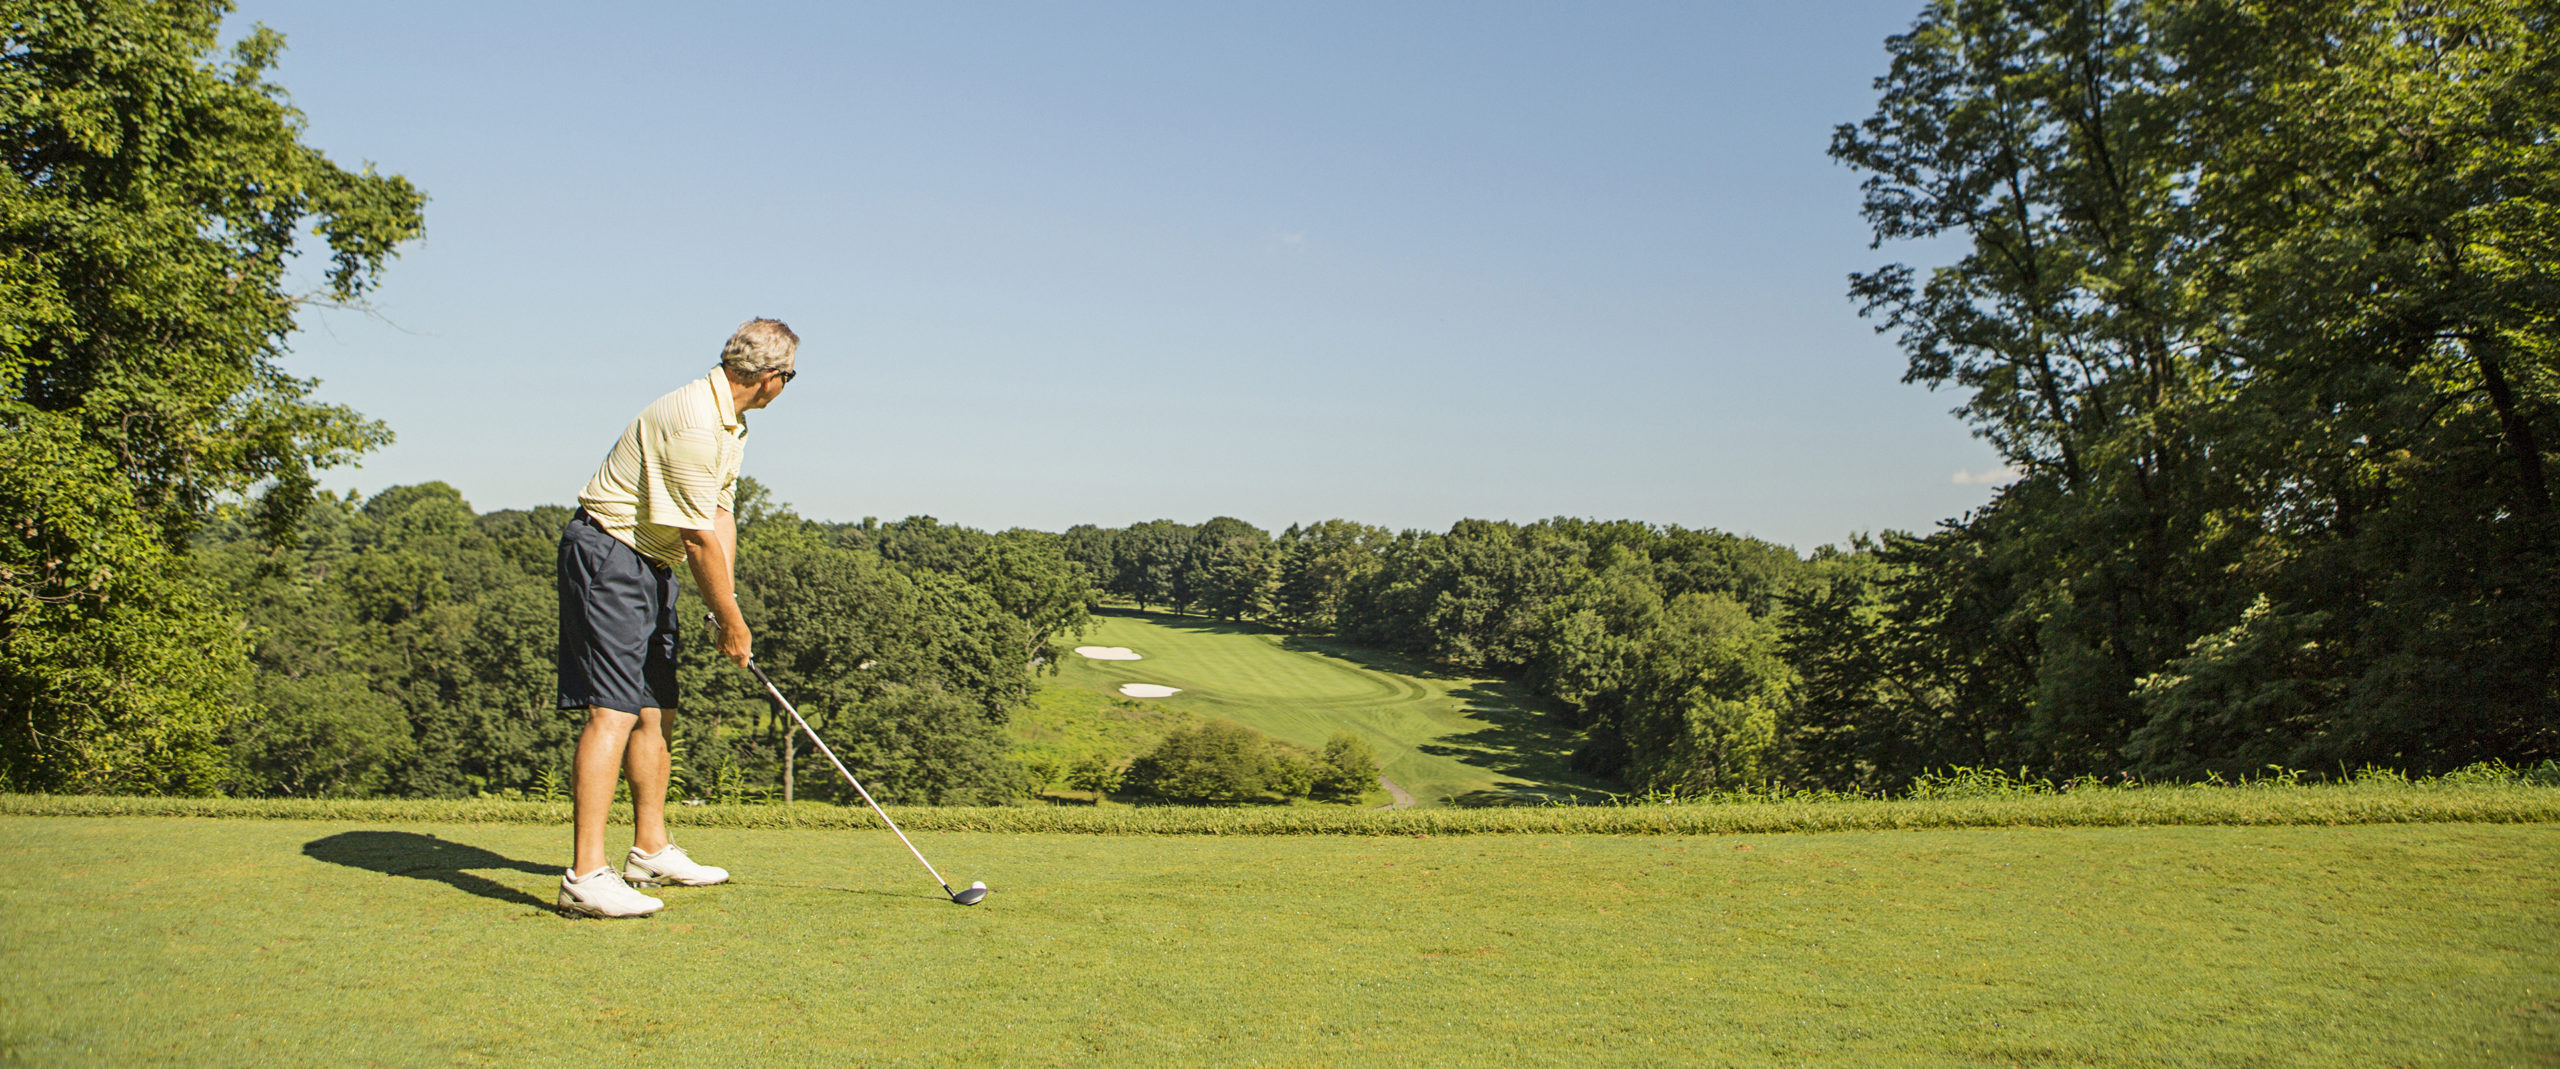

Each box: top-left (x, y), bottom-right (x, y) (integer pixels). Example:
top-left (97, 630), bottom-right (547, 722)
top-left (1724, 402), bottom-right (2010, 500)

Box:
top-left (1, 1), bottom-right (424, 791)
top-left (1823, 0), bottom-right (2557, 784)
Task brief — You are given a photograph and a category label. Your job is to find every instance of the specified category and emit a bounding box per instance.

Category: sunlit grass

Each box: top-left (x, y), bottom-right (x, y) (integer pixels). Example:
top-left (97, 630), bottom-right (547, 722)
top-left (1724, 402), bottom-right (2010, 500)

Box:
top-left (4, 816), bottom-right (2551, 1065)
top-left (1004, 678), bottom-right (1201, 789)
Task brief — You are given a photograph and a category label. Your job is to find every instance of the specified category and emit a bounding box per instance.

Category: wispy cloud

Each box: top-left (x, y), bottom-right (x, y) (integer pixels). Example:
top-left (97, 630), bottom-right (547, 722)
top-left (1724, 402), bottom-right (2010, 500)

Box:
top-left (1952, 466), bottom-right (2020, 486)
top-left (1270, 230), bottom-right (1307, 252)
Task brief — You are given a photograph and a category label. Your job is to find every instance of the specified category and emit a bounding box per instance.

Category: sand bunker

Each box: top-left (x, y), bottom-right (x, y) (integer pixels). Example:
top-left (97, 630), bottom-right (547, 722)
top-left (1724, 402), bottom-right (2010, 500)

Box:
top-left (1118, 684), bottom-right (1182, 698)
top-left (1076, 646), bottom-right (1143, 661)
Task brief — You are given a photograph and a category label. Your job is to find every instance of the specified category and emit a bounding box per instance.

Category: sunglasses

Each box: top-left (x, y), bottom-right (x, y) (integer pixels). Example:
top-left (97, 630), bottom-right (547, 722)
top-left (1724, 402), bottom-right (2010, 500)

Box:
top-left (772, 368), bottom-right (798, 385)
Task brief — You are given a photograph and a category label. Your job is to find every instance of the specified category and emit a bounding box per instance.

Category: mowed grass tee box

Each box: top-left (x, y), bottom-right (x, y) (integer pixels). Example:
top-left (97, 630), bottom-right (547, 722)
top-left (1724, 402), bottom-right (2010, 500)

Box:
top-left (5, 815), bottom-right (2554, 1065)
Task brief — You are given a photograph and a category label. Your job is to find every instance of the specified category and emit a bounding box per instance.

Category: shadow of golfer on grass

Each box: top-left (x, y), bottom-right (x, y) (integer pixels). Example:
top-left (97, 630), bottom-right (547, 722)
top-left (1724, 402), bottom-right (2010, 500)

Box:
top-left (303, 831), bottom-right (557, 911)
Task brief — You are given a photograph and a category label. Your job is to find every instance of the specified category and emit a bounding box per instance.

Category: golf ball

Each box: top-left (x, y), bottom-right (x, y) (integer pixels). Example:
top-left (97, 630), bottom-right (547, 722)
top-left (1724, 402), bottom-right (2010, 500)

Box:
top-left (970, 881), bottom-right (986, 890)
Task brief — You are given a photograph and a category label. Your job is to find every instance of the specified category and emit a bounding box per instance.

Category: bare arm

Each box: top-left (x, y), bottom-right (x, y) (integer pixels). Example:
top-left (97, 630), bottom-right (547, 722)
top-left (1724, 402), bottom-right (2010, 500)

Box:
top-left (684, 507), bottom-right (750, 665)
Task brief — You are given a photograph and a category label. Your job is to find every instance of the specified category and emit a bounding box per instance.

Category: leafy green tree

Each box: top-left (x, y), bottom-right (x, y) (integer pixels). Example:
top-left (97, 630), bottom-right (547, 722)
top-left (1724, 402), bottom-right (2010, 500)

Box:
top-left (1649, 527), bottom-right (1809, 617)
top-left (228, 670), bottom-right (409, 797)
top-left (907, 570), bottom-right (1037, 716)
top-left (3, 2), bottom-right (423, 538)
top-left (1065, 752), bottom-right (1124, 802)
top-left (1119, 723), bottom-right (1369, 806)
top-left (1415, 520), bottom-right (1579, 670)
top-left (1189, 517), bottom-right (1278, 621)
top-left (204, 484), bottom-right (1037, 805)
top-left (692, 526), bottom-right (1034, 802)
top-left (969, 529), bottom-right (1097, 673)
top-left (1267, 746), bottom-right (1320, 800)
top-left (0, 414), bottom-right (249, 792)
top-left (1, 0), bottom-right (423, 791)
top-left (2125, 596), bottom-right (2343, 775)
top-left (820, 683), bottom-right (1025, 805)
top-left (1112, 520), bottom-right (1194, 612)
top-left (352, 486), bottom-right (560, 797)
top-left (1274, 519), bottom-right (1386, 633)
top-left (1615, 593), bottom-right (1793, 791)
top-left (1312, 732), bottom-right (1381, 803)
top-left (850, 515), bottom-right (992, 575)
top-left (1833, 0), bottom-right (2234, 775)
top-left (1014, 753), bottom-right (1064, 794)
top-left (1305, 516), bottom-right (1831, 788)
top-left (1775, 530), bottom-right (2027, 791)
top-left (2129, 0), bottom-right (2560, 773)
top-left (1826, 0), bottom-right (2558, 780)
top-left (1124, 720), bottom-right (1276, 803)
top-left (1339, 529), bottom-right (1444, 653)
top-left (200, 492), bottom-right (397, 796)
top-left (199, 485), bottom-right (576, 798)
top-left (1526, 545), bottom-right (1662, 734)
top-left (1056, 524), bottom-right (1119, 590)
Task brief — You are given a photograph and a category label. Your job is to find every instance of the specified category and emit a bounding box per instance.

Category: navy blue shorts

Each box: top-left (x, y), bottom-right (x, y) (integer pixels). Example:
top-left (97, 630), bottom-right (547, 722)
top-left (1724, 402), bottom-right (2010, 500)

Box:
top-left (557, 511), bottom-right (680, 714)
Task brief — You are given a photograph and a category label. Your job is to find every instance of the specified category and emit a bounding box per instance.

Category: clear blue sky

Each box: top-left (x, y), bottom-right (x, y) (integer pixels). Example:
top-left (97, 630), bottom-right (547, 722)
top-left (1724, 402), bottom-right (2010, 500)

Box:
top-left (229, 0), bottom-right (2008, 552)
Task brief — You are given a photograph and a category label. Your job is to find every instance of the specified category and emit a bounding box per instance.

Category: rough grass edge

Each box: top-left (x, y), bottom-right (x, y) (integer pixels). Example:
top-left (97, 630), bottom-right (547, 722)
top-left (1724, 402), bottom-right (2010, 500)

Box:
top-left (5, 784), bottom-right (2557, 836)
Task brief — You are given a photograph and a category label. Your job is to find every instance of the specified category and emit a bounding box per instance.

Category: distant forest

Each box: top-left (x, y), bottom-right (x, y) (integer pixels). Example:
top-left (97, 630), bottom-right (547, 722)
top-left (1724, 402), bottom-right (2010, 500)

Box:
top-left (178, 486), bottom-right (1845, 801)
top-left (5, 1), bottom-right (2551, 797)
top-left (158, 475), bottom-right (2550, 803)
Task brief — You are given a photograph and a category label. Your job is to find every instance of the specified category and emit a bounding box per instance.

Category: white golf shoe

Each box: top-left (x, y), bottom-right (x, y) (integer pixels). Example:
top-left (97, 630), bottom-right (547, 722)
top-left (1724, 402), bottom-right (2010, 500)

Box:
top-left (557, 865), bottom-right (663, 919)
top-left (624, 844), bottom-right (730, 887)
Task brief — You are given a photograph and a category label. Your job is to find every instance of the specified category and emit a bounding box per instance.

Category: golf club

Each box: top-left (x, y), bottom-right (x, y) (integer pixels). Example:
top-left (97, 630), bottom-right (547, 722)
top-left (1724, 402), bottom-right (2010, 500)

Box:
top-left (717, 619), bottom-right (987, 906)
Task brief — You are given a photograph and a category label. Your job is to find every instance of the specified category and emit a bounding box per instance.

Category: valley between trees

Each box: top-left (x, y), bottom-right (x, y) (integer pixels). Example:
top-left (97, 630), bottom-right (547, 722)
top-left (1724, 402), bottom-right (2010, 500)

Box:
top-left (1012, 611), bottom-right (1616, 808)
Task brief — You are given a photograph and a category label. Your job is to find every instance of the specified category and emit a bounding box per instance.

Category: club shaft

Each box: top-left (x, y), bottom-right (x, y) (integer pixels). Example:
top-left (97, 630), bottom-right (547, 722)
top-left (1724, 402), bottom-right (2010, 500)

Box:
top-left (746, 659), bottom-right (954, 893)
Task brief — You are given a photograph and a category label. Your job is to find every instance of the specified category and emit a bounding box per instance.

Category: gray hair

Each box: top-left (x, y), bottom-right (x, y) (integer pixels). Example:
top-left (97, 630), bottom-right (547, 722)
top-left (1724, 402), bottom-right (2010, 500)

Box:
top-left (719, 318), bottom-right (799, 376)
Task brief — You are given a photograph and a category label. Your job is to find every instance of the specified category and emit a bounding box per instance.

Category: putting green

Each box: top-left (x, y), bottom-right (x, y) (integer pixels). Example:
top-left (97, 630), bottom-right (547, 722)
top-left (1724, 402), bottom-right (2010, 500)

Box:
top-left (1021, 611), bottom-right (1612, 806)
top-left (6, 817), bottom-right (2553, 1065)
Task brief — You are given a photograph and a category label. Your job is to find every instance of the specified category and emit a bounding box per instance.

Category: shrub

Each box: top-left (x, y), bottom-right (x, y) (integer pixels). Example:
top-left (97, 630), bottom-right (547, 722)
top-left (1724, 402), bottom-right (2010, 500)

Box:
top-left (1065, 753), bottom-right (1124, 801)
top-left (1122, 724), bottom-right (1384, 806)
top-left (1313, 733), bottom-right (1380, 803)
top-left (1125, 721), bottom-right (1275, 803)
top-left (1269, 748), bottom-right (1320, 800)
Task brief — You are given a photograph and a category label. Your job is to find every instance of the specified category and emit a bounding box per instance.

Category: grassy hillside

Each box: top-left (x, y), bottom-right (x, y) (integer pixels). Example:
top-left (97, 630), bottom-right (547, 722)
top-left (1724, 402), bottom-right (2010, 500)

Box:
top-left (1011, 610), bottom-right (1615, 807)
top-left (5, 815), bottom-right (2552, 1065)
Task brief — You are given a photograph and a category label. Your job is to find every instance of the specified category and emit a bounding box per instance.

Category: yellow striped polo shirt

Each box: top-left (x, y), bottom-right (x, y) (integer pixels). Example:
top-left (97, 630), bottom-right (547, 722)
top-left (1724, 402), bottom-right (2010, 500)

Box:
top-left (577, 369), bottom-right (749, 568)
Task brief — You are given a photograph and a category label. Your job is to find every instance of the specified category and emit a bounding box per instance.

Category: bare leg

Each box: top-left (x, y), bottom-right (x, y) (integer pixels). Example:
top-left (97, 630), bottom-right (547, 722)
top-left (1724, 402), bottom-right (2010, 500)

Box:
top-left (571, 706), bottom-right (639, 875)
top-left (626, 706), bottom-right (672, 855)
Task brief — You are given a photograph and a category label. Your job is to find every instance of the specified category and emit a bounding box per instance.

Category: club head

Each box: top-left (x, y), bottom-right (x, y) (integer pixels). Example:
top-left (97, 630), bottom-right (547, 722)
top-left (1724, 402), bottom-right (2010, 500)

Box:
top-left (951, 885), bottom-right (988, 906)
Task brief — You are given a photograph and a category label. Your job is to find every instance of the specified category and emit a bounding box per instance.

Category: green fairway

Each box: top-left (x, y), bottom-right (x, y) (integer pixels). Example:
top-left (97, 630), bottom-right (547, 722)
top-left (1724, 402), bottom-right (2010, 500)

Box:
top-left (1014, 611), bottom-right (1613, 806)
top-left (6, 817), bottom-right (2554, 1066)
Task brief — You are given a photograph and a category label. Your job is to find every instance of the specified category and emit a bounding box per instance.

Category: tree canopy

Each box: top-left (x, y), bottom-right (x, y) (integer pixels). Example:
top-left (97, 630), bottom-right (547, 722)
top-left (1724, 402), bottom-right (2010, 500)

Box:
top-left (2, 1), bottom-right (425, 791)
top-left (1816, 0), bottom-right (2558, 785)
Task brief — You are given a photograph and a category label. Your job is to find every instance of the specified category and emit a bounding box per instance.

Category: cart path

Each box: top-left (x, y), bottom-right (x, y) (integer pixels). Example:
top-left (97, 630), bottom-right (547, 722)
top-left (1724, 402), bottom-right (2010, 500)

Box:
top-left (1377, 776), bottom-right (1415, 809)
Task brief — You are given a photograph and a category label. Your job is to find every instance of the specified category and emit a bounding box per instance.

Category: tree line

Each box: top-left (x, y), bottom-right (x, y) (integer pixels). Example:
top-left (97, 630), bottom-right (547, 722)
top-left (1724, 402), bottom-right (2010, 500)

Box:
top-left (188, 486), bottom-right (1395, 806)
top-left (188, 482), bottom-right (1110, 804)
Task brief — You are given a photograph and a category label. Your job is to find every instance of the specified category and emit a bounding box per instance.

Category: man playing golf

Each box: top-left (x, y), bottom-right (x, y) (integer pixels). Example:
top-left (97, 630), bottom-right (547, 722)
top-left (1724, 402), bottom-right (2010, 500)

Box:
top-left (554, 318), bottom-right (797, 918)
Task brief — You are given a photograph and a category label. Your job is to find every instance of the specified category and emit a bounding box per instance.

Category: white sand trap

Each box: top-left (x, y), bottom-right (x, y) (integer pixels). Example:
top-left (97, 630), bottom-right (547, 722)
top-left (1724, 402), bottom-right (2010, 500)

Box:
top-left (1076, 646), bottom-right (1143, 661)
top-left (1119, 683), bottom-right (1182, 698)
